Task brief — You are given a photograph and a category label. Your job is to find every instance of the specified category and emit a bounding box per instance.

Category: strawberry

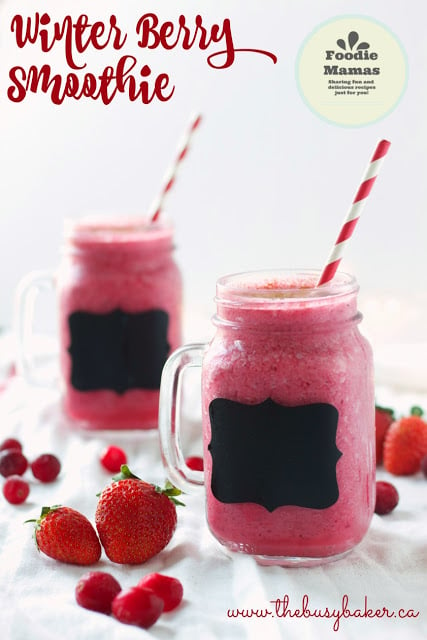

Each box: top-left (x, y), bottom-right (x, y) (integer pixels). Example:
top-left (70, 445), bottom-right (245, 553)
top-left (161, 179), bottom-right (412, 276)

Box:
top-left (375, 405), bottom-right (395, 465)
top-left (95, 465), bottom-right (183, 564)
top-left (383, 407), bottom-right (427, 475)
top-left (26, 506), bottom-right (101, 565)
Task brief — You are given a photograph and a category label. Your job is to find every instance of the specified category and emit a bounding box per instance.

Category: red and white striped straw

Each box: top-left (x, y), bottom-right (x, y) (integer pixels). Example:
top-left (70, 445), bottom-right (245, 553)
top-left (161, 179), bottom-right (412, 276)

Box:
top-left (149, 113), bottom-right (202, 223)
top-left (317, 139), bottom-right (391, 287)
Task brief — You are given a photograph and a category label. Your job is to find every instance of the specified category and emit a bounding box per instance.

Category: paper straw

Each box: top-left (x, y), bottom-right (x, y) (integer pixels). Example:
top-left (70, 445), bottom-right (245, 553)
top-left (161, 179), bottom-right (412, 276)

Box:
top-left (149, 114), bottom-right (202, 223)
top-left (317, 139), bottom-right (391, 287)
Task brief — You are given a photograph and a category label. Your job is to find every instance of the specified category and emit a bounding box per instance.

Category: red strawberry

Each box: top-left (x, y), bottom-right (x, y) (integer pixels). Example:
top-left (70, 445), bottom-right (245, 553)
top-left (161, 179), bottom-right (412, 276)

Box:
top-left (375, 405), bottom-right (395, 465)
top-left (27, 506), bottom-right (101, 565)
top-left (383, 407), bottom-right (427, 475)
top-left (95, 465), bottom-right (183, 564)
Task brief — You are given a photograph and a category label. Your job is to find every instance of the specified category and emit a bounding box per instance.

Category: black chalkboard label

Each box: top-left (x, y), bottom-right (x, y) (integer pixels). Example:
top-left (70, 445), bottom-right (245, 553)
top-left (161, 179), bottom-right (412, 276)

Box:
top-left (68, 309), bottom-right (170, 394)
top-left (208, 398), bottom-right (341, 512)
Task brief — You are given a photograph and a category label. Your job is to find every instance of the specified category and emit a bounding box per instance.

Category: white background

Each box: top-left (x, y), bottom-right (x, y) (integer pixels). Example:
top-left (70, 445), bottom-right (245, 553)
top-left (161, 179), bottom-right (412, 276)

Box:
top-left (0, 5), bottom-right (426, 640)
top-left (0, 0), bottom-right (426, 349)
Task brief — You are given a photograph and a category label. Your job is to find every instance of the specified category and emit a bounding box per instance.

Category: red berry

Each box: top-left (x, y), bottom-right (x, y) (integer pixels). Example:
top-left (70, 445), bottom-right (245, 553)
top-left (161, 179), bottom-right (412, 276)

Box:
top-left (75, 571), bottom-right (122, 614)
top-left (137, 573), bottom-right (183, 612)
top-left (0, 438), bottom-right (23, 452)
top-left (95, 466), bottom-right (182, 565)
top-left (28, 505), bottom-right (102, 565)
top-left (3, 475), bottom-right (30, 504)
top-left (100, 446), bottom-right (127, 473)
top-left (375, 406), bottom-right (394, 465)
top-left (31, 454), bottom-right (61, 482)
top-left (375, 481), bottom-right (399, 515)
top-left (112, 586), bottom-right (164, 628)
top-left (0, 449), bottom-right (28, 477)
top-left (383, 414), bottom-right (427, 475)
top-left (185, 456), bottom-right (204, 471)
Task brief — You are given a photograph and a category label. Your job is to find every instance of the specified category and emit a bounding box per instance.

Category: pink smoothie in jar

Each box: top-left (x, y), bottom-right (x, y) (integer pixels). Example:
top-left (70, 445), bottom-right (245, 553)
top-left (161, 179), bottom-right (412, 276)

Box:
top-left (57, 217), bottom-right (182, 429)
top-left (202, 269), bottom-right (375, 565)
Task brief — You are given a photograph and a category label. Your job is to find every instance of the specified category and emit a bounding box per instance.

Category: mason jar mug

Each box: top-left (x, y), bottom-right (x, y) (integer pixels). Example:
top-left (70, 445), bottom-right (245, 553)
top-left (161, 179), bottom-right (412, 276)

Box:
top-left (15, 217), bottom-right (182, 429)
top-left (159, 269), bottom-right (375, 566)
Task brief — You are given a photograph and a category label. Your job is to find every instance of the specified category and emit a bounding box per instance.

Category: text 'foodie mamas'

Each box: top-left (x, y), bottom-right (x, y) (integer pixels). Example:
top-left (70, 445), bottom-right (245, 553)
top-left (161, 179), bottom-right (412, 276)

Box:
top-left (324, 30), bottom-right (380, 76)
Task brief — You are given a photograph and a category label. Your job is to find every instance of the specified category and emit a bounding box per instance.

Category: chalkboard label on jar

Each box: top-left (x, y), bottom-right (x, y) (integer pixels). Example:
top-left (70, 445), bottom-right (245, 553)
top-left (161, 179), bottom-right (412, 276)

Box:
top-left (208, 398), bottom-right (342, 512)
top-left (68, 308), bottom-right (170, 394)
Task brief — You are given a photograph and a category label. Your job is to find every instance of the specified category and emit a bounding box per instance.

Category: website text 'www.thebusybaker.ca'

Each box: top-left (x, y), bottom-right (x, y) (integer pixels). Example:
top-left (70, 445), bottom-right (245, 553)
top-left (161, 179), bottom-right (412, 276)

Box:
top-left (227, 594), bottom-right (420, 632)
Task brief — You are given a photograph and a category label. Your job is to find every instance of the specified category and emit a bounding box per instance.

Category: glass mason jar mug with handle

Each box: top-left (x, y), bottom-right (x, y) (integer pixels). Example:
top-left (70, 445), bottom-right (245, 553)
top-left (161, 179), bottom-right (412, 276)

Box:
top-left (159, 269), bottom-right (375, 566)
top-left (15, 216), bottom-right (182, 430)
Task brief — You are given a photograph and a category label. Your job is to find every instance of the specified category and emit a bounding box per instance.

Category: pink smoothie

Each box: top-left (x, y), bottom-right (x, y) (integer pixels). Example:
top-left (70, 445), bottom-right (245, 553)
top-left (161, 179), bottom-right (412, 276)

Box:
top-left (202, 270), bottom-right (375, 562)
top-left (57, 218), bottom-right (182, 429)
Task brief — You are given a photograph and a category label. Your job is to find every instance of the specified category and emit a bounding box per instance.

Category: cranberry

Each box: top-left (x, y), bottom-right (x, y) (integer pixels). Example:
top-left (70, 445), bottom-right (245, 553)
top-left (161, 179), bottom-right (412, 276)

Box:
top-left (100, 445), bottom-right (127, 473)
top-left (137, 573), bottom-right (183, 612)
top-left (375, 481), bottom-right (399, 515)
top-left (185, 456), bottom-right (204, 471)
top-left (0, 449), bottom-right (28, 477)
top-left (31, 454), bottom-right (61, 482)
top-left (0, 438), bottom-right (23, 453)
top-left (75, 571), bottom-right (122, 614)
top-left (3, 475), bottom-right (30, 504)
top-left (112, 586), bottom-right (164, 628)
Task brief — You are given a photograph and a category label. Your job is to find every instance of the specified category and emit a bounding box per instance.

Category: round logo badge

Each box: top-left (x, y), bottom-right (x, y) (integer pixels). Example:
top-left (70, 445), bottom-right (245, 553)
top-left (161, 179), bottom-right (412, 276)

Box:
top-left (296, 16), bottom-right (408, 127)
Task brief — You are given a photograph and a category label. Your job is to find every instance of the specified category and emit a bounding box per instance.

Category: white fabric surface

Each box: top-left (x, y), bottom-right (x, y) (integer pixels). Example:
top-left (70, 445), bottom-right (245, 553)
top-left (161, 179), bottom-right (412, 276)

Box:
top-left (0, 347), bottom-right (426, 639)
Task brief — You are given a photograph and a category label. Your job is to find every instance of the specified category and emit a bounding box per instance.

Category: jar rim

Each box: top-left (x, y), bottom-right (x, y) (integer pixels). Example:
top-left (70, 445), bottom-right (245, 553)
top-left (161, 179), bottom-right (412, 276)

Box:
top-left (63, 215), bottom-right (174, 245)
top-left (216, 269), bottom-right (358, 305)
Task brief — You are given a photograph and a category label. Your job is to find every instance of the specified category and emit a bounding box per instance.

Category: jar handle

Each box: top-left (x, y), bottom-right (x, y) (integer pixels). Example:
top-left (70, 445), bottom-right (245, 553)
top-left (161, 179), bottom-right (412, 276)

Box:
top-left (158, 343), bottom-right (207, 494)
top-left (13, 270), bottom-right (56, 386)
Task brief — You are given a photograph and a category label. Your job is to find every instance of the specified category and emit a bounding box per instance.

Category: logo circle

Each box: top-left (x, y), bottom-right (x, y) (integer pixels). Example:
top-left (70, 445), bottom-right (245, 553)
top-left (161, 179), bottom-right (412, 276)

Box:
top-left (296, 16), bottom-right (408, 127)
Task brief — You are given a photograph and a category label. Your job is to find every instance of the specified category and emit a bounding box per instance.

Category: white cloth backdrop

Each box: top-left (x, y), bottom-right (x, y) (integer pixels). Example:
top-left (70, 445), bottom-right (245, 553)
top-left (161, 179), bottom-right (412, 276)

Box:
top-left (0, 335), bottom-right (426, 640)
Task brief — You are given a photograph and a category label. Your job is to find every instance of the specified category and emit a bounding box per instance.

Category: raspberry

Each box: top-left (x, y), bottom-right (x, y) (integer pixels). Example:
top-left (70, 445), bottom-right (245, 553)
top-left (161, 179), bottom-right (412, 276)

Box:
top-left (112, 586), bottom-right (164, 628)
top-left (75, 571), bottom-right (122, 614)
top-left (0, 438), bottom-right (23, 453)
top-left (136, 573), bottom-right (183, 612)
top-left (3, 475), bottom-right (30, 504)
top-left (31, 454), bottom-right (61, 482)
top-left (100, 445), bottom-right (127, 473)
top-left (375, 481), bottom-right (399, 515)
top-left (0, 449), bottom-right (28, 477)
top-left (185, 456), bottom-right (204, 471)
